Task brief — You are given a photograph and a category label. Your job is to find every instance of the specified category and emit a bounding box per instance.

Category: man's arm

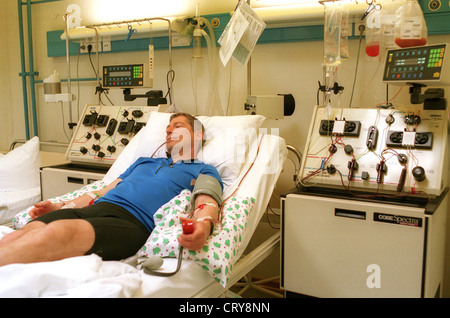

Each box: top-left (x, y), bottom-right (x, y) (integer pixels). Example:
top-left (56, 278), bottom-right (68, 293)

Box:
top-left (29, 178), bottom-right (122, 219)
top-left (177, 194), bottom-right (219, 251)
top-left (66, 178), bottom-right (122, 208)
top-left (177, 172), bottom-right (223, 250)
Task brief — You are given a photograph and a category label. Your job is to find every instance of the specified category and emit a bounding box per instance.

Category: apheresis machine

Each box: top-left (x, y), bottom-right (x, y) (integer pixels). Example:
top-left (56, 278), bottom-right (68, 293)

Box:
top-left (281, 43), bottom-right (449, 298)
top-left (40, 103), bottom-right (159, 199)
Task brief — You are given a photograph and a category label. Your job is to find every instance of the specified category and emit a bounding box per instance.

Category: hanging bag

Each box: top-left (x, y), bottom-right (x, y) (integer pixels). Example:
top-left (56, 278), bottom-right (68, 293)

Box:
top-left (394, 0), bottom-right (428, 48)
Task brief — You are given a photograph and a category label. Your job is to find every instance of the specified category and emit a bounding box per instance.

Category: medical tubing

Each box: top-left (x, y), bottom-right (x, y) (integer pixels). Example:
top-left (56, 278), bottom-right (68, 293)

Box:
top-left (193, 27), bottom-right (203, 58)
top-left (143, 246), bottom-right (184, 277)
top-left (219, 133), bottom-right (264, 221)
top-left (202, 29), bottom-right (215, 115)
top-left (191, 58), bottom-right (199, 114)
top-left (349, 25), bottom-right (364, 108)
top-left (195, 16), bottom-right (223, 116)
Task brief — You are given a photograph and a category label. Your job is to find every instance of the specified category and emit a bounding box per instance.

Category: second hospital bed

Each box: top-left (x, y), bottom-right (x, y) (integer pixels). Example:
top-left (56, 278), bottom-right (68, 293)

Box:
top-left (0, 137), bottom-right (41, 225)
top-left (0, 111), bottom-right (287, 297)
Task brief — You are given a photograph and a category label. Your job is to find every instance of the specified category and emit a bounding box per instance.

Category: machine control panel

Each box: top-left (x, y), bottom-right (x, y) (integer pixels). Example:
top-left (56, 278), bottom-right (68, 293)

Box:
top-left (103, 64), bottom-right (151, 88)
top-left (299, 106), bottom-right (448, 197)
top-left (66, 104), bottom-right (157, 165)
top-left (383, 43), bottom-right (449, 85)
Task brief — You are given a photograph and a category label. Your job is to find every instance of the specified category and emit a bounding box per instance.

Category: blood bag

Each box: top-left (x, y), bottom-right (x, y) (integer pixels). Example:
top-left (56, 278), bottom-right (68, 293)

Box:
top-left (365, 9), bottom-right (382, 57)
top-left (380, 0), bottom-right (400, 50)
top-left (394, 0), bottom-right (427, 48)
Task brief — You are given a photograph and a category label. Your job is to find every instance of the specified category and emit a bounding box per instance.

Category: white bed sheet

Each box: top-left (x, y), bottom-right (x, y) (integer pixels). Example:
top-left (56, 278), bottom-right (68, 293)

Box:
top-left (0, 132), bottom-right (286, 298)
top-left (0, 187), bottom-right (41, 225)
top-left (0, 137), bottom-right (41, 225)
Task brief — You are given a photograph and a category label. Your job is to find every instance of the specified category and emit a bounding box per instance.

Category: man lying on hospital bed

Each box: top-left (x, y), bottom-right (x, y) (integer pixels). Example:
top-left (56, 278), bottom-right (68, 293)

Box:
top-left (0, 113), bottom-right (223, 266)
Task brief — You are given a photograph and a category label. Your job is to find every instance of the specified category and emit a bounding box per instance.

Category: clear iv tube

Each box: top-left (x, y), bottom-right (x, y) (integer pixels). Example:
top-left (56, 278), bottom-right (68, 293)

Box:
top-left (194, 16), bottom-right (223, 116)
top-left (202, 29), bottom-right (215, 115)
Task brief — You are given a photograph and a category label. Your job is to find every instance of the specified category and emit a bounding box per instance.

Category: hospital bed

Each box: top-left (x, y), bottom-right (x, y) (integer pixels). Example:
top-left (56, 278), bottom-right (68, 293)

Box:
top-left (0, 137), bottom-right (41, 225)
top-left (0, 111), bottom-right (287, 298)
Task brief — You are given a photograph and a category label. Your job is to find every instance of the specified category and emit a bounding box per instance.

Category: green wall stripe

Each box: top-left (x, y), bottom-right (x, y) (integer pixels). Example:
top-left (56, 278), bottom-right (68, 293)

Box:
top-left (47, 6), bottom-right (450, 57)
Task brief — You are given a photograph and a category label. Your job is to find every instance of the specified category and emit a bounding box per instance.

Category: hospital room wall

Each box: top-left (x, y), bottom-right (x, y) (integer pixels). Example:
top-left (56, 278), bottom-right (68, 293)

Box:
top-left (1, 1), bottom-right (448, 153)
top-left (2, 0), bottom-right (446, 154)
top-left (0, 6), bottom-right (448, 173)
top-left (0, 0), bottom-right (21, 152)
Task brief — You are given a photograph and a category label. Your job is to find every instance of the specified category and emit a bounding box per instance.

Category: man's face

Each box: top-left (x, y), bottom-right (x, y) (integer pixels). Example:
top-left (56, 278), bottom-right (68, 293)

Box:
top-left (165, 115), bottom-right (196, 158)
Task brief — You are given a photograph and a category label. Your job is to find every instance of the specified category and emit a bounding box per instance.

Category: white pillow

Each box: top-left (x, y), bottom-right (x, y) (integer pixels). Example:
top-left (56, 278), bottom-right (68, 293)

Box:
top-left (0, 136), bottom-right (41, 192)
top-left (103, 112), bottom-right (265, 190)
top-left (196, 115), bottom-right (263, 188)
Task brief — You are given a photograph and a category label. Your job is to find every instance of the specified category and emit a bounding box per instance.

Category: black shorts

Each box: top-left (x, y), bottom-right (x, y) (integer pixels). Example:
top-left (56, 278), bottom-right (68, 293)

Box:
top-left (33, 202), bottom-right (150, 260)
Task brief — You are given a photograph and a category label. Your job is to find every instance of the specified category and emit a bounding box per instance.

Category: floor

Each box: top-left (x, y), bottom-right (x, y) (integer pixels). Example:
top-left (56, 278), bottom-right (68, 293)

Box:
top-left (229, 275), bottom-right (284, 298)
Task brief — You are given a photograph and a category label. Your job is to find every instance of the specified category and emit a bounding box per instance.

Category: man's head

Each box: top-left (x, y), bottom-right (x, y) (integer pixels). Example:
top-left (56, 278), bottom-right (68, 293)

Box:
top-left (166, 113), bottom-right (205, 160)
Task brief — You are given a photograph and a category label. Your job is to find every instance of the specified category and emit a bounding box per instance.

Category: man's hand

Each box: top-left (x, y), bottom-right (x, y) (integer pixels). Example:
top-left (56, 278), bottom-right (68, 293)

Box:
top-left (28, 201), bottom-right (64, 220)
top-left (177, 217), bottom-right (211, 251)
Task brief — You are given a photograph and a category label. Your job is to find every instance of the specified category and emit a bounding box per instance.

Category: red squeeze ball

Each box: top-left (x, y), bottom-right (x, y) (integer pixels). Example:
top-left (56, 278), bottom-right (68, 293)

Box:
top-left (182, 220), bottom-right (194, 234)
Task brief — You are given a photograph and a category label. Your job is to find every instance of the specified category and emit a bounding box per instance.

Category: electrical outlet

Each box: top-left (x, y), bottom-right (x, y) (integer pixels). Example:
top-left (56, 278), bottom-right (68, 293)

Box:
top-left (79, 40), bottom-right (88, 53)
top-left (80, 39), bottom-right (101, 54)
top-left (88, 41), bottom-right (100, 53)
top-left (102, 36), bottom-right (111, 52)
top-left (354, 21), bottom-right (365, 36)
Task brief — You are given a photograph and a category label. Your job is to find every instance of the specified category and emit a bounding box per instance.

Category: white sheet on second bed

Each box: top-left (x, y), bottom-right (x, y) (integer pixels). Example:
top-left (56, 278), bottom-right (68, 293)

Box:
top-left (0, 187), bottom-right (40, 225)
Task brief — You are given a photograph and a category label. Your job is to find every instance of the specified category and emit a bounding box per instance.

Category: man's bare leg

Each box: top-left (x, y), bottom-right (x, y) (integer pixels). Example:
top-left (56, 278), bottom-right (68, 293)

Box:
top-left (0, 219), bottom-right (95, 266)
top-left (0, 221), bottom-right (46, 246)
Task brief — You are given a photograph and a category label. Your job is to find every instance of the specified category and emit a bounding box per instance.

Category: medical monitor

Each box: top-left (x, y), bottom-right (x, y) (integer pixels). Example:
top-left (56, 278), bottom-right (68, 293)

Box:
top-left (382, 43), bottom-right (450, 85)
top-left (103, 63), bottom-right (151, 88)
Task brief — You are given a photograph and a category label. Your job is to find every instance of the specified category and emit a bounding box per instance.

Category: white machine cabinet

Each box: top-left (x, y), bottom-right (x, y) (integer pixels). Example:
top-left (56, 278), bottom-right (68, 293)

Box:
top-left (40, 104), bottom-right (157, 201)
top-left (281, 189), bottom-right (448, 298)
top-left (281, 45), bottom-right (450, 297)
top-left (40, 164), bottom-right (108, 201)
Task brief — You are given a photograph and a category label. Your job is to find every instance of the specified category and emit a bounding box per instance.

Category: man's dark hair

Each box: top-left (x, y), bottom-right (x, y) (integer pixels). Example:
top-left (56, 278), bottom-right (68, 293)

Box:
top-left (169, 112), bottom-right (206, 146)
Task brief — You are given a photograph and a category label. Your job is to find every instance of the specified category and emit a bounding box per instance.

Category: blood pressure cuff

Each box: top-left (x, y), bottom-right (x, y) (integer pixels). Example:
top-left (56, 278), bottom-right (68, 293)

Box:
top-left (192, 174), bottom-right (223, 206)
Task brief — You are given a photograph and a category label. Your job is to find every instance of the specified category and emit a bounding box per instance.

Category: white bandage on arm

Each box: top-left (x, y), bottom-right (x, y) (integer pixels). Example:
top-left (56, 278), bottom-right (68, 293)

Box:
top-left (61, 202), bottom-right (77, 209)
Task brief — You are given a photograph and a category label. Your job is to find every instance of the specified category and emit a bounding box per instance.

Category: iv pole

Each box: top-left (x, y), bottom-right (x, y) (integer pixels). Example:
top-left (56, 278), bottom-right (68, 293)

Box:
top-left (64, 13), bottom-right (74, 134)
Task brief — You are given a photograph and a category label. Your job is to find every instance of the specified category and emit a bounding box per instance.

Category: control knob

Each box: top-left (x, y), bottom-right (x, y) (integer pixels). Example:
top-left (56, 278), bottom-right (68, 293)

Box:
top-left (92, 144), bottom-right (101, 152)
top-left (107, 145), bottom-right (116, 153)
top-left (412, 166), bottom-right (426, 182)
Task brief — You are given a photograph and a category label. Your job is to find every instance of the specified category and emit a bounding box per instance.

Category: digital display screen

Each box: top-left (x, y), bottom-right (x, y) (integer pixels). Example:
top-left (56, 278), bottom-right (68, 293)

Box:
top-left (103, 64), bottom-right (144, 87)
top-left (383, 44), bottom-right (446, 83)
top-left (394, 57), bottom-right (426, 66)
top-left (109, 71), bottom-right (131, 77)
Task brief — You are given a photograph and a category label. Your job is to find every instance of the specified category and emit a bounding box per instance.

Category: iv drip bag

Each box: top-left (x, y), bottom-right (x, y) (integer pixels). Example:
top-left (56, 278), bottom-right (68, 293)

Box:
top-left (323, 2), bottom-right (345, 66)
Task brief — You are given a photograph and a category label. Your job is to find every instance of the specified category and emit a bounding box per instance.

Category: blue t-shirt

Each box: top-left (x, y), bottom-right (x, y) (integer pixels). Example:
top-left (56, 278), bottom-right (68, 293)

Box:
top-left (96, 157), bottom-right (222, 231)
